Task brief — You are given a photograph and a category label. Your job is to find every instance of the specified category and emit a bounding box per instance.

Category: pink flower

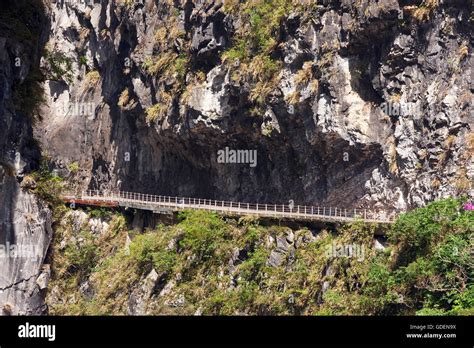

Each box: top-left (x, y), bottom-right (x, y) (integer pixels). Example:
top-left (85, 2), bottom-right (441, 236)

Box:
top-left (463, 202), bottom-right (474, 211)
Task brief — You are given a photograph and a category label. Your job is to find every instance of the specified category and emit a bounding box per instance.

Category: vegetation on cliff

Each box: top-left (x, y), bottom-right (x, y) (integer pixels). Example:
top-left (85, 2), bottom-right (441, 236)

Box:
top-left (46, 198), bottom-right (473, 315)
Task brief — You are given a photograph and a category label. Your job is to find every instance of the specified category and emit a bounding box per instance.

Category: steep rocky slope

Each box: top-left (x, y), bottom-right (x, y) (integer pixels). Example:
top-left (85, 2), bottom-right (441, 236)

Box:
top-left (34, 0), bottom-right (473, 209)
top-left (46, 200), bottom-right (473, 316)
top-left (0, 0), bottom-right (52, 315)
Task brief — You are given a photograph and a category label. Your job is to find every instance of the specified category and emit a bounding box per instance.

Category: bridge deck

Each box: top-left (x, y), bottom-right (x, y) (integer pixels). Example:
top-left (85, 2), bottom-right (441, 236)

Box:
top-left (63, 191), bottom-right (398, 224)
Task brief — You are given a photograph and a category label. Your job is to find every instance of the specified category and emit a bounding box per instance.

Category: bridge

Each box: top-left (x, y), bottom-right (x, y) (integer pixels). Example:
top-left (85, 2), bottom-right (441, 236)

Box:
top-left (62, 191), bottom-right (399, 224)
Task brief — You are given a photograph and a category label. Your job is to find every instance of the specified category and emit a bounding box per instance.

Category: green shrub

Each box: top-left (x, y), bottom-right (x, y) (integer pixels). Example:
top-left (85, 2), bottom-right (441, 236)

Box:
top-left (87, 207), bottom-right (112, 219)
top-left (79, 55), bottom-right (88, 66)
top-left (389, 198), bottom-right (465, 263)
top-left (68, 162), bottom-right (80, 173)
top-left (178, 210), bottom-right (230, 262)
top-left (43, 49), bottom-right (74, 83)
top-left (173, 55), bottom-right (188, 82)
top-left (130, 233), bottom-right (176, 274)
top-left (238, 246), bottom-right (268, 281)
top-left (130, 233), bottom-right (161, 267)
top-left (245, 0), bottom-right (290, 55)
top-left (223, 0), bottom-right (291, 62)
top-left (31, 162), bottom-right (65, 206)
top-left (222, 0), bottom-right (292, 109)
top-left (64, 232), bottom-right (98, 277)
top-left (387, 198), bottom-right (473, 314)
top-left (151, 249), bottom-right (177, 274)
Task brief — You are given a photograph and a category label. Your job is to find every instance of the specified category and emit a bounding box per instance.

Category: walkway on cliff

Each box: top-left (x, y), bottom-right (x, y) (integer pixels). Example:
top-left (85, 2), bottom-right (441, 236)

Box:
top-left (62, 191), bottom-right (399, 224)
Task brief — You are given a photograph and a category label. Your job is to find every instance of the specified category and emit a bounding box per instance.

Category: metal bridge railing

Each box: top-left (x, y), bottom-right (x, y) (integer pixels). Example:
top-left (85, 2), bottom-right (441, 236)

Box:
top-left (63, 190), bottom-right (399, 223)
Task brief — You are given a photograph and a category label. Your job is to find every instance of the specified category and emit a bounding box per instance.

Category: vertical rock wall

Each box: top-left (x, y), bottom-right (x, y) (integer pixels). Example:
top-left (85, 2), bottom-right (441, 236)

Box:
top-left (0, 0), bottom-right (52, 315)
top-left (34, 0), bottom-right (473, 209)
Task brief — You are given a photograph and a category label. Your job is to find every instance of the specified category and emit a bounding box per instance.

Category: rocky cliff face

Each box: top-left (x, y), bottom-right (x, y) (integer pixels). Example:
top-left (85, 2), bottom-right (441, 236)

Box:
top-left (0, 0), bottom-right (52, 315)
top-left (34, 0), bottom-right (473, 210)
top-left (0, 174), bottom-right (53, 315)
